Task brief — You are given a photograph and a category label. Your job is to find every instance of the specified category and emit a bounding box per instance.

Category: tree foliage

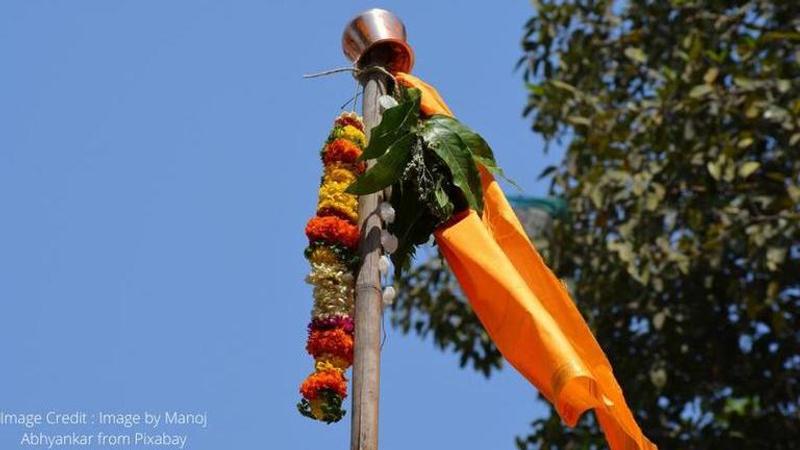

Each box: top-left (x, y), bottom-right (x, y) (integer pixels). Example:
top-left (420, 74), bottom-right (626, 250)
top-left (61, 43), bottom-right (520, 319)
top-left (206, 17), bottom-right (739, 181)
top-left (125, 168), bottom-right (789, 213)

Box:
top-left (391, 0), bottom-right (800, 448)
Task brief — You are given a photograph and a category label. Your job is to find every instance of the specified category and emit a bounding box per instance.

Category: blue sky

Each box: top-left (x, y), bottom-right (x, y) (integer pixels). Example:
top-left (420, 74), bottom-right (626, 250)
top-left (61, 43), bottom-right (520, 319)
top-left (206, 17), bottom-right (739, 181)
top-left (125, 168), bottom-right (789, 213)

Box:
top-left (0, 1), bottom-right (563, 448)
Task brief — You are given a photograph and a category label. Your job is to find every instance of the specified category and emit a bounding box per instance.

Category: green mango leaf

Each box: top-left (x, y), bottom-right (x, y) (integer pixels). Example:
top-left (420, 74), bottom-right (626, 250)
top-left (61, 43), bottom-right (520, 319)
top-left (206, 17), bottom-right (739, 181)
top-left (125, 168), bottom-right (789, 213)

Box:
top-left (359, 88), bottom-right (421, 161)
top-left (421, 115), bottom-right (520, 189)
top-left (434, 187), bottom-right (454, 218)
top-left (424, 115), bottom-right (496, 162)
top-left (474, 155), bottom-right (522, 191)
top-left (346, 133), bottom-right (414, 195)
top-left (420, 121), bottom-right (483, 213)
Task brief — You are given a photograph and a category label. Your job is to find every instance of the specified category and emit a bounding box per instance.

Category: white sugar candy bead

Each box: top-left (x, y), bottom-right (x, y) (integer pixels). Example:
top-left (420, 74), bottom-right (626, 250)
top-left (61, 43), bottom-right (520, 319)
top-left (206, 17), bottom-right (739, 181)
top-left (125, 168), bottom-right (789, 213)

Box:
top-left (382, 286), bottom-right (396, 306)
top-left (380, 230), bottom-right (398, 254)
top-left (378, 202), bottom-right (396, 223)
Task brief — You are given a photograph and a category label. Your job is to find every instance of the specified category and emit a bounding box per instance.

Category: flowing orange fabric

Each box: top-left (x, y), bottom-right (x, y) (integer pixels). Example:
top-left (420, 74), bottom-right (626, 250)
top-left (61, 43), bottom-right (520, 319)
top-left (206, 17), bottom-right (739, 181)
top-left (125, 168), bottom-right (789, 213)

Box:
top-left (395, 72), bottom-right (454, 117)
top-left (396, 72), bottom-right (656, 450)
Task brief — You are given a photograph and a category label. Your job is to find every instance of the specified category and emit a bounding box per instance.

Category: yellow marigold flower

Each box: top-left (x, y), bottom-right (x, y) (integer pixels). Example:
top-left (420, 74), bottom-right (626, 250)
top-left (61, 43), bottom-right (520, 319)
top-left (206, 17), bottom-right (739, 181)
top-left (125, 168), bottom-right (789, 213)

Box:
top-left (333, 125), bottom-right (366, 148)
top-left (317, 181), bottom-right (358, 223)
top-left (318, 200), bottom-right (357, 223)
top-left (323, 163), bottom-right (358, 185)
top-left (307, 246), bottom-right (340, 266)
top-left (314, 359), bottom-right (346, 373)
top-left (318, 354), bottom-right (351, 370)
top-left (318, 180), bottom-right (352, 197)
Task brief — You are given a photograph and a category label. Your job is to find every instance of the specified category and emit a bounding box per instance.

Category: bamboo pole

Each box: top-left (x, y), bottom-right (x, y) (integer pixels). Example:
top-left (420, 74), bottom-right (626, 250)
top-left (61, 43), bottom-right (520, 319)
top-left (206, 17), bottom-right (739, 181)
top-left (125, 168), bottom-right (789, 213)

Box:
top-left (350, 49), bottom-right (391, 450)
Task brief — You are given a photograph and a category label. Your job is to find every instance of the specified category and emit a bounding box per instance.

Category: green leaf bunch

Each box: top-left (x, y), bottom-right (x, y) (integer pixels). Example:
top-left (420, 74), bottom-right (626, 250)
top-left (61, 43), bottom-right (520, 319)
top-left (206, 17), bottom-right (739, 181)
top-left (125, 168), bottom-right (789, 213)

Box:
top-left (347, 87), bottom-right (502, 275)
top-left (296, 390), bottom-right (346, 424)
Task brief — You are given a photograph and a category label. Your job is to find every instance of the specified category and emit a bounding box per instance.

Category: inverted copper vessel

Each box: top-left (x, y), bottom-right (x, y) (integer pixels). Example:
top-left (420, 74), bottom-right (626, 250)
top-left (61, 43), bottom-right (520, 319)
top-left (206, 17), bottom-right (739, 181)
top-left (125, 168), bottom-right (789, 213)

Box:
top-left (342, 8), bottom-right (414, 73)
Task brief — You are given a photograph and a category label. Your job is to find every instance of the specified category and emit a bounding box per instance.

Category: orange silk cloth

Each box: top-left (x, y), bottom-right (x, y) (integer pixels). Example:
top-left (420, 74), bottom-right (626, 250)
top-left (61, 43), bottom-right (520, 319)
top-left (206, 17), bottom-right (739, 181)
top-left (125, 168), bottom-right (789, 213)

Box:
top-left (396, 72), bottom-right (656, 450)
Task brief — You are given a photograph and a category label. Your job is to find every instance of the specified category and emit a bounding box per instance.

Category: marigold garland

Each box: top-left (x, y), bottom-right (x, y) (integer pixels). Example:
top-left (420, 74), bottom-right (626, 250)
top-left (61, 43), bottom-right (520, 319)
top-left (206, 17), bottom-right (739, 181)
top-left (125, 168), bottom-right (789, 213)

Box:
top-left (298, 112), bottom-right (365, 424)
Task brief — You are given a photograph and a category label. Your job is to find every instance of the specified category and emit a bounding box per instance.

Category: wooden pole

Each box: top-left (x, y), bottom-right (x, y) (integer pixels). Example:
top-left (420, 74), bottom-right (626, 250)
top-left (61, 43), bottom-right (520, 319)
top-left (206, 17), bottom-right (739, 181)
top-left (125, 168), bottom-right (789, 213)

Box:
top-left (350, 49), bottom-right (391, 450)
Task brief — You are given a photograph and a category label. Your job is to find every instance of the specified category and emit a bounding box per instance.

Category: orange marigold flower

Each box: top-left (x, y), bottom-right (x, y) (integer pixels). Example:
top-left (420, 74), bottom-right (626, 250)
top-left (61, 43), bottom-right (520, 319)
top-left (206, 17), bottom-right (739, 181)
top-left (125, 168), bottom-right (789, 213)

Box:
top-left (323, 138), bottom-right (362, 165)
top-left (306, 327), bottom-right (354, 363)
top-left (299, 369), bottom-right (348, 400)
top-left (305, 215), bottom-right (359, 250)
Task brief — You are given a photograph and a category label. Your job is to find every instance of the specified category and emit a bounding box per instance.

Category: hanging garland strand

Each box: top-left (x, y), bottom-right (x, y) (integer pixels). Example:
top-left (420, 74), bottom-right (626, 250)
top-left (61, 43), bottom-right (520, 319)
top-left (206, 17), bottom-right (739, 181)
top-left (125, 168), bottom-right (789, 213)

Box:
top-left (298, 112), bottom-right (366, 424)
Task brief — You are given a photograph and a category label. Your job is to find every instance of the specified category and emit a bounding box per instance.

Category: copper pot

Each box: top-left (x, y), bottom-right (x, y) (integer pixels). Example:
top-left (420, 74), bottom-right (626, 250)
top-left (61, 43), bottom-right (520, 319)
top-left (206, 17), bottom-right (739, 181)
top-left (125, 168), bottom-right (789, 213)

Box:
top-left (342, 8), bottom-right (414, 73)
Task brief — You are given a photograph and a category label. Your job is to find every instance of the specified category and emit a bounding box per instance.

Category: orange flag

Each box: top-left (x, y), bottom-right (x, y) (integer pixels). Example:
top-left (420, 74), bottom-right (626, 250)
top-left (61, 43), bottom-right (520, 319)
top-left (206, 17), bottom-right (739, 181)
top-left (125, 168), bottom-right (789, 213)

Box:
top-left (396, 72), bottom-right (656, 450)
